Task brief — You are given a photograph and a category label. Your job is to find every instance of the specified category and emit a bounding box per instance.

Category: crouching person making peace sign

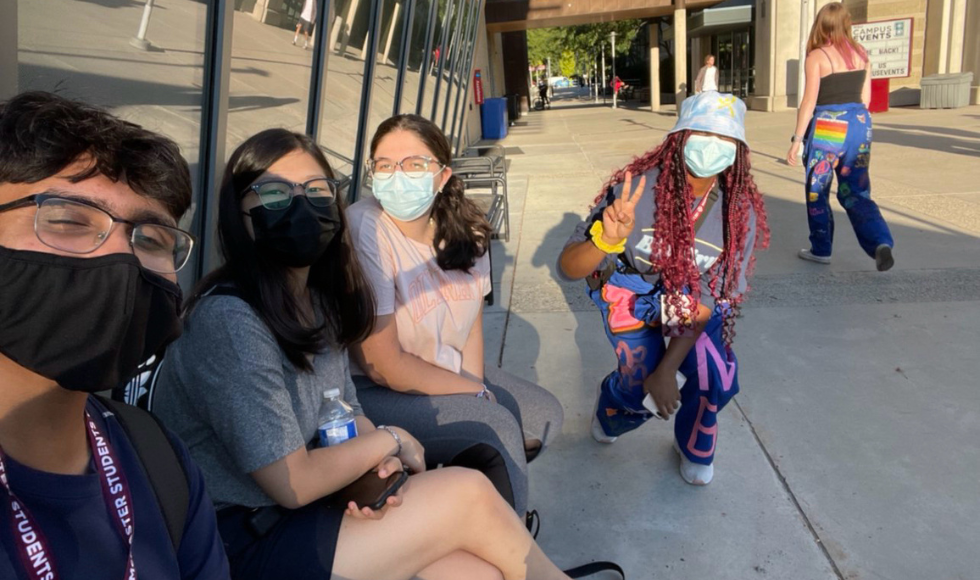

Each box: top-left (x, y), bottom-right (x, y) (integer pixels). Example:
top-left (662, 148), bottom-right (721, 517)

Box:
top-left (558, 92), bottom-right (770, 486)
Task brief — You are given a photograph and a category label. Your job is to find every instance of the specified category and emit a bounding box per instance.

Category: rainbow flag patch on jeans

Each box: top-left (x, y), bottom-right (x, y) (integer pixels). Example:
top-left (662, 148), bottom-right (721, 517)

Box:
top-left (812, 117), bottom-right (848, 151)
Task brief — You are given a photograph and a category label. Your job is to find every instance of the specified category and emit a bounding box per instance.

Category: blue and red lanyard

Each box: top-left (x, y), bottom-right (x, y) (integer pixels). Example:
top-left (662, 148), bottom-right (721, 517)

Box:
top-left (0, 412), bottom-right (137, 580)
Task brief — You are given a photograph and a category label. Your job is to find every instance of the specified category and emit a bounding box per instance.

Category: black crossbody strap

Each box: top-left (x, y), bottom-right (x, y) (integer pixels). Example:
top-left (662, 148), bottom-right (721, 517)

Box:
top-left (564, 561), bottom-right (626, 579)
top-left (96, 396), bottom-right (189, 553)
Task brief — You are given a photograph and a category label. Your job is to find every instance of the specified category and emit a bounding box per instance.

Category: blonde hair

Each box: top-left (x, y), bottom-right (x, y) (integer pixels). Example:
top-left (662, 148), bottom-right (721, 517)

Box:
top-left (806, 3), bottom-right (867, 69)
top-left (704, 54), bottom-right (715, 64)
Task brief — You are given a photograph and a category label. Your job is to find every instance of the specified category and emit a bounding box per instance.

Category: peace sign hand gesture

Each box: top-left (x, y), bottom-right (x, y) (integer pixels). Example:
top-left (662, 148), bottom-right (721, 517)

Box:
top-left (600, 171), bottom-right (647, 245)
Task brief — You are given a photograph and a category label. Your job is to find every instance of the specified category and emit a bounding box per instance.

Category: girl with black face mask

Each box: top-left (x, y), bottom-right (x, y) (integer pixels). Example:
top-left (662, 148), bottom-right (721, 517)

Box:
top-left (152, 129), bottom-right (593, 580)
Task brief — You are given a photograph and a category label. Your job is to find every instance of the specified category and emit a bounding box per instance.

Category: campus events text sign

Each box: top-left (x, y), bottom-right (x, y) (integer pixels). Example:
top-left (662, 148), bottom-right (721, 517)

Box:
top-left (852, 18), bottom-right (914, 79)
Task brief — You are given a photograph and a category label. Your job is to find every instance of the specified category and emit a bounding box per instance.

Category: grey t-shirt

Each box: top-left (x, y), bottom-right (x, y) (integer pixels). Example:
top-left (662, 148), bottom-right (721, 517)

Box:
top-left (561, 166), bottom-right (757, 306)
top-left (153, 294), bottom-right (363, 509)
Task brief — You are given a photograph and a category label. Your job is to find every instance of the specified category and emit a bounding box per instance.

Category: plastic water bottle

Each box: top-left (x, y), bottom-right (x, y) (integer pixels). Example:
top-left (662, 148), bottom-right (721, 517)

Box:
top-left (318, 388), bottom-right (358, 447)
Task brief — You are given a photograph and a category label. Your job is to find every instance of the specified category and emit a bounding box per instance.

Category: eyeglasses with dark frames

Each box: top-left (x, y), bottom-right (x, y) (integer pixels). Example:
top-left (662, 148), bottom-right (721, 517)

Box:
top-left (0, 193), bottom-right (195, 274)
top-left (243, 178), bottom-right (340, 211)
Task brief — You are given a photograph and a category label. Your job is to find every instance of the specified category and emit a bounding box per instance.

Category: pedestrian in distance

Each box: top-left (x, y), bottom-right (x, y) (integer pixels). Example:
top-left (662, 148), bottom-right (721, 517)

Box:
top-left (293, 0), bottom-right (316, 49)
top-left (559, 91), bottom-right (770, 486)
top-left (695, 54), bottom-right (719, 94)
top-left (787, 2), bottom-right (895, 271)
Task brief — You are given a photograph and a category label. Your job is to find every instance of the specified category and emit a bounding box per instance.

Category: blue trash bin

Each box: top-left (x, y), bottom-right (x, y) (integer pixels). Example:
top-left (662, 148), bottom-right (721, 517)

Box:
top-left (481, 98), bottom-right (508, 140)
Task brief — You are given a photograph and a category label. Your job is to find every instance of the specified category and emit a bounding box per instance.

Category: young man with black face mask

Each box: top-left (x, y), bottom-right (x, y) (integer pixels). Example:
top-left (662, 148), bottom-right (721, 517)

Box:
top-left (0, 92), bottom-right (230, 579)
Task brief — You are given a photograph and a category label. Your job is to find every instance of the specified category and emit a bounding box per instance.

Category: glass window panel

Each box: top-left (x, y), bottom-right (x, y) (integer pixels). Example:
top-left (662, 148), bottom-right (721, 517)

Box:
top-left (440, 0), bottom-right (468, 131)
top-left (318, 0), bottom-right (373, 180)
top-left (421, 0), bottom-right (452, 122)
top-left (17, 0), bottom-right (207, 283)
top-left (398, 0), bottom-right (432, 115)
top-left (362, 0), bottom-right (405, 161)
top-left (224, 0), bottom-right (319, 155)
top-left (447, 0), bottom-right (476, 142)
top-left (433, 0), bottom-right (465, 129)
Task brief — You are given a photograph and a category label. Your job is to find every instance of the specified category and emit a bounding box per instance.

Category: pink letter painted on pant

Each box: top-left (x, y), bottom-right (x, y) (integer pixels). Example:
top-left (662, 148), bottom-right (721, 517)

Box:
top-left (696, 333), bottom-right (737, 393)
top-left (686, 395), bottom-right (718, 459)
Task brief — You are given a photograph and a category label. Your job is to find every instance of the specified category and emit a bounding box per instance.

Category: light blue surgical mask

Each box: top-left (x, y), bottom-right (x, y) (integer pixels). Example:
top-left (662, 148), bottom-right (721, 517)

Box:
top-left (683, 134), bottom-right (737, 178)
top-left (371, 172), bottom-right (438, 221)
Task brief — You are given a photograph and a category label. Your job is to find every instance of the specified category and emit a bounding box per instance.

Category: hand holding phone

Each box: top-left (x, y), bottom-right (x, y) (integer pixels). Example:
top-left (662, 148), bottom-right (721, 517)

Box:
top-left (336, 460), bottom-right (409, 517)
top-left (642, 371), bottom-right (686, 420)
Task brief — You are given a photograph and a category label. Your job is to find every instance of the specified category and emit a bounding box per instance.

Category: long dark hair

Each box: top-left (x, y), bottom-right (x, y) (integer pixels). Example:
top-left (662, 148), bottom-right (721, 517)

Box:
top-left (369, 114), bottom-right (491, 272)
top-left (599, 130), bottom-right (770, 343)
top-left (186, 129), bottom-right (376, 371)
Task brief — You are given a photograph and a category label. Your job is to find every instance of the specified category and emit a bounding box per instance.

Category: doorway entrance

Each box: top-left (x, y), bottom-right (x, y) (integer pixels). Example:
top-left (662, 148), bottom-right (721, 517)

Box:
top-left (713, 29), bottom-right (753, 98)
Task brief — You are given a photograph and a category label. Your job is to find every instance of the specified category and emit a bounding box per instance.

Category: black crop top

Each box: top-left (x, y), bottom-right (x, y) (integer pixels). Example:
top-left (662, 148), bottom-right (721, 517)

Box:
top-left (815, 47), bottom-right (866, 105)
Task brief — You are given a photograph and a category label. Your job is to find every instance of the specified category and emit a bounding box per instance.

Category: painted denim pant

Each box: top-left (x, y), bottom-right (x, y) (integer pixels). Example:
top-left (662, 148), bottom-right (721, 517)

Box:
top-left (803, 103), bottom-right (893, 258)
top-left (588, 271), bottom-right (739, 465)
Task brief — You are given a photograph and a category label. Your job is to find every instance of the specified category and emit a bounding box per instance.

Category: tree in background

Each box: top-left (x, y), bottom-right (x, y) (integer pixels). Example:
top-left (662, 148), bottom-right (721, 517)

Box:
top-left (559, 50), bottom-right (576, 78)
top-left (527, 27), bottom-right (562, 70)
top-left (559, 20), bottom-right (643, 59)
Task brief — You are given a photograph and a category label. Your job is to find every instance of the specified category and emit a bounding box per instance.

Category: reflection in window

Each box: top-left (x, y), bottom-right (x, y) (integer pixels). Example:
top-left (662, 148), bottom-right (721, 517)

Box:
top-left (225, 0), bottom-right (319, 154)
top-left (398, 0), bottom-right (433, 115)
top-left (318, 0), bottom-right (373, 178)
top-left (362, 0), bottom-right (406, 160)
top-left (17, 0), bottom-right (206, 186)
top-left (446, 0), bottom-right (477, 142)
top-left (16, 0), bottom-right (208, 281)
top-left (421, 0), bottom-right (452, 124)
top-left (432, 0), bottom-right (466, 130)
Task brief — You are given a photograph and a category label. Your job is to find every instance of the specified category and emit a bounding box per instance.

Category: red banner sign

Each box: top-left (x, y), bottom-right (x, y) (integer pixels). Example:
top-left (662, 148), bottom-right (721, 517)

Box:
top-left (474, 69), bottom-right (484, 105)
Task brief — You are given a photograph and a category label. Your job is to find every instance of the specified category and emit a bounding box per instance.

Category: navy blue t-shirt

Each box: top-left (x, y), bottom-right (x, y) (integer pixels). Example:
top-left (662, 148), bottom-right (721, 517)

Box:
top-left (0, 397), bottom-right (230, 580)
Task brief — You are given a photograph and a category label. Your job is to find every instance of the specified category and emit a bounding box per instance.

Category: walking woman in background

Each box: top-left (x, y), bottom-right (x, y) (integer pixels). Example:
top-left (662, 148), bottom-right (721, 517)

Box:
top-left (694, 55), bottom-right (719, 94)
top-left (787, 2), bottom-right (894, 271)
top-left (559, 92), bottom-right (769, 486)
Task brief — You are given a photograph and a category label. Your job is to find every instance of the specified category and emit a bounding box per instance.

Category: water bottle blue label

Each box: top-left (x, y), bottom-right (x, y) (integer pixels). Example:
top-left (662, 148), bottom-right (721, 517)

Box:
top-left (319, 419), bottom-right (358, 447)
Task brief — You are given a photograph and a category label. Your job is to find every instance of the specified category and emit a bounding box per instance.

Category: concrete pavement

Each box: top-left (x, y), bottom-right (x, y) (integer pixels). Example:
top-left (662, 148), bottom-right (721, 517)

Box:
top-left (486, 88), bottom-right (980, 579)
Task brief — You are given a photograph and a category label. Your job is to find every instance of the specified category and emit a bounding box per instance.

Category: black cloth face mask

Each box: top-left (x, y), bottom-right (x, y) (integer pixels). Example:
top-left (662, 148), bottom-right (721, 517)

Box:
top-left (0, 246), bottom-right (183, 392)
top-left (249, 197), bottom-right (342, 267)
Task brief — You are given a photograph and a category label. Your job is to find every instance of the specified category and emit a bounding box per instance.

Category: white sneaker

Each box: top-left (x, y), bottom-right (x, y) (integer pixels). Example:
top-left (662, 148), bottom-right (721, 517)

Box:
top-left (590, 383), bottom-right (617, 444)
top-left (591, 414), bottom-right (617, 444)
top-left (674, 441), bottom-right (713, 485)
top-left (797, 248), bottom-right (831, 264)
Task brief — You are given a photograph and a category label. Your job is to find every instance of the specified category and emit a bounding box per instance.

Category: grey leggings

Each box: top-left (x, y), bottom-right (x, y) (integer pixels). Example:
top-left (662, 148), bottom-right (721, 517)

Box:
top-left (353, 366), bottom-right (564, 514)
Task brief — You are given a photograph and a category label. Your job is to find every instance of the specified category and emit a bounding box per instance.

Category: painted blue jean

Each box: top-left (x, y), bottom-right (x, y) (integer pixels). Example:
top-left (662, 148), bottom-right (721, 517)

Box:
top-left (803, 103), bottom-right (893, 258)
top-left (588, 271), bottom-right (739, 465)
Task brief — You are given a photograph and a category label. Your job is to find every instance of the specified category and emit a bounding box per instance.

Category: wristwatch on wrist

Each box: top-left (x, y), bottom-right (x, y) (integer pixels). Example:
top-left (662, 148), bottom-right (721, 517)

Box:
top-left (377, 425), bottom-right (402, 456)
top-left (790, 134), bottom-right (802, 143)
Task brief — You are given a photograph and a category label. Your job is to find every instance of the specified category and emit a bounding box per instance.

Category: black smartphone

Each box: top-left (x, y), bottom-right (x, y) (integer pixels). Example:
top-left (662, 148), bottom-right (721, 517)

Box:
top-left (336, 469), bottom-right (409, 511)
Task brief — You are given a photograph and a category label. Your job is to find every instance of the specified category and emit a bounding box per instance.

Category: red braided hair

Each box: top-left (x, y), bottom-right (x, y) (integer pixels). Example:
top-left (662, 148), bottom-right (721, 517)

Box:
top-left (596, 131), bottom-right (770, 343)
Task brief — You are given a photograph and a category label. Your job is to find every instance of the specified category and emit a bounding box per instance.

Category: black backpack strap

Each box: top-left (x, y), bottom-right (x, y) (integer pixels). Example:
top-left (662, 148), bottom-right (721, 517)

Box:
top-left (564, 561), bottom-right (625, 579)
top-left (96, 396), bottom-right (189, 554)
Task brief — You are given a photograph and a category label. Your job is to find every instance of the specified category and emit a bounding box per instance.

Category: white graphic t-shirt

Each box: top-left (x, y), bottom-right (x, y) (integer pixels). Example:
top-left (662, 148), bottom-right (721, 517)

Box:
top-left (348, 197), bottom-right (491, 374)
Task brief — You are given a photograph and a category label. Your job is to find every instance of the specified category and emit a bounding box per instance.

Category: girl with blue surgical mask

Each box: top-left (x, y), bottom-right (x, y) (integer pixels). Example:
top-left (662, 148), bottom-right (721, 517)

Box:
top-left (347, 115), bottom-right (564, 524)
top-left (558, 92), bottom-right (770, 486)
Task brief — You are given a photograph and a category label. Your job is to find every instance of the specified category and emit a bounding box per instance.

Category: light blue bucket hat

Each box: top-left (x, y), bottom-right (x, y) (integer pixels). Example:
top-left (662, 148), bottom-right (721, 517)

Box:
top-left (668, 91), bottom-right (747, 145)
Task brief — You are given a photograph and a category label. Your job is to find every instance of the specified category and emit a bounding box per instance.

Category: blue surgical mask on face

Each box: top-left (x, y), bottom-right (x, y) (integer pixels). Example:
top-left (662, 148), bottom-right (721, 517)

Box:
top-left (683, 134), bottom-right (738, 178)
top-left (371, 171), bottom-right (438, 221)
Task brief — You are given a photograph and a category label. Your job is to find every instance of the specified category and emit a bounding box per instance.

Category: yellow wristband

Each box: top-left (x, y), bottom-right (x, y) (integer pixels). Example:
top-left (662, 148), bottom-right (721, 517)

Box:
top-left (589, 221), bottom-right (626, 254)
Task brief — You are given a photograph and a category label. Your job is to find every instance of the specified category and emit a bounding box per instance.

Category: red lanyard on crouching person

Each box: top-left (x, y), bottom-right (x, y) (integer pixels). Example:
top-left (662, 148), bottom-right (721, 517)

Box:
top-left (0, 412), bottom-right (137, 580)
top-left (690, 180), bottom-right (715, 224)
